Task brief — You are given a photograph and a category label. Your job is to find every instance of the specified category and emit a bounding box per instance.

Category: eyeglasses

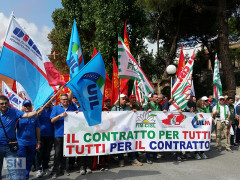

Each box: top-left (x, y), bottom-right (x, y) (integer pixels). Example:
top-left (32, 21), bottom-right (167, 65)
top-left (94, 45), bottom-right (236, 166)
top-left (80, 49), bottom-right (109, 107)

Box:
top-left (24, 104), bottom-right (32, 107)
top-left (0, 102), bottom-right (8, 106)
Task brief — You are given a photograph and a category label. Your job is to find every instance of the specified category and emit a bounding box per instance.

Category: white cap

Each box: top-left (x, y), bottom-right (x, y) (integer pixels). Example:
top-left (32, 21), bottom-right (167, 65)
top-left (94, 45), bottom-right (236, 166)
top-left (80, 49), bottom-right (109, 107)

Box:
top-left (201, 96), bottom-right (208, 101)
top-left (120, 94), bottom-right (126, 98)
top-left (219, 96), bottom-right (224, 99)
top-left (148, 93), bottom-right (152, 98)
top-left (236, 95), bottom-right (239, 98)
top-left (224, 95), bottom-right (228, 98)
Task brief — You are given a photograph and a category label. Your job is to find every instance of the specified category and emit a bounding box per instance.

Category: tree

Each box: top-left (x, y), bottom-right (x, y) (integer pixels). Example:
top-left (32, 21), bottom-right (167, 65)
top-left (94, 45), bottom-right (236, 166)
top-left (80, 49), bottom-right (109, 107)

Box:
top-left (48, 0), bottom-right (149, 77)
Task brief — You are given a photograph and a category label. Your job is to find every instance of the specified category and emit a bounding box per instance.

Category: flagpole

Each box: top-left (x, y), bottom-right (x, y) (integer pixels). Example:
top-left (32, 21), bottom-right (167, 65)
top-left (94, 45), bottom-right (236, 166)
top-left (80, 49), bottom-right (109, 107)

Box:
top-left (171, 76), bottom-right (173, 98)
top-left (118, 60), bottom-right (121, 111)
top-left (41, 85), bottom-right (66, 110)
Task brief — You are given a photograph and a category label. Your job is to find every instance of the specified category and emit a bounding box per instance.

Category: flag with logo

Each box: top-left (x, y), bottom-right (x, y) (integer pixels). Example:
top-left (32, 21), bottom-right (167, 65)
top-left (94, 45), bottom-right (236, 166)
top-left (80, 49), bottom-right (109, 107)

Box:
top-left (172, 51), bottom-right (195, 110)
top-left (0, 16), bottom-right (63, 109)
top-left (176, 44), bottom-right (185, 77)
top-left (66, 52), bottom-right (105, 126)
top-left (2, 81), bottom-right (24, 110)
top-left (111, 57), bottom-right (129, 105)
top-left (124, 20), bottom-right (130, 51)
top-left (118, 35), bottom-right (153, 102)
top-left (66, 19), bottom-right (84, 79)
top-left (213, 53), bottom-right (222, 102)
top-left (103, 72), bottom-right (112, 102)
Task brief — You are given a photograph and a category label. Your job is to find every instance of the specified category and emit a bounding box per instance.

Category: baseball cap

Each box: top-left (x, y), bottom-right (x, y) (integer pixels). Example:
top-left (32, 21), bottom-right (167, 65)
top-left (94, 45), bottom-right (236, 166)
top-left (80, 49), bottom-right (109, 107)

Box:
top-left (148, 93), bottom-right (152, 98)
top-left (73, 94), bottom-right (76, 98)
top-left (23, 100), bottom-right (32, 106)
top-left (120, 94), bottom-right (126, 98)
top-left (129, 95), bottom-right (136, 99)
top-left (201, 96), bottom-right (208, 101)
top-left (219, 96), bottom-right (224, 100)
top-left (104, 98), bottom-right (111, 102)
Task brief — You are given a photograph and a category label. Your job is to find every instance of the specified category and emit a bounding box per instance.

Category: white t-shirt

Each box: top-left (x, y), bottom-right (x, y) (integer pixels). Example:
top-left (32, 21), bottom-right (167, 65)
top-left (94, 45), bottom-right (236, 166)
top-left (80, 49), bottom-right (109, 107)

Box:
top-left (212, 104), bottom-right (230, 120)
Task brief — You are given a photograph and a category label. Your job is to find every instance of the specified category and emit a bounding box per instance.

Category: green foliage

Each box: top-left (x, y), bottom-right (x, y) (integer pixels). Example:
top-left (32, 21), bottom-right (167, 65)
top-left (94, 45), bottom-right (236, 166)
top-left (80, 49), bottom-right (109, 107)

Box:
top-left (48, 0), bottom-right (149, 76)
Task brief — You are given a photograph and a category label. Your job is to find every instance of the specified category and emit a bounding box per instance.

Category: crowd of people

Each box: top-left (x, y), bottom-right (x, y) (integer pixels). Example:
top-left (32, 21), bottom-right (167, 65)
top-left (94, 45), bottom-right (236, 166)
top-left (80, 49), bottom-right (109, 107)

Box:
top-left (0, 92), bottom-right (240, 179)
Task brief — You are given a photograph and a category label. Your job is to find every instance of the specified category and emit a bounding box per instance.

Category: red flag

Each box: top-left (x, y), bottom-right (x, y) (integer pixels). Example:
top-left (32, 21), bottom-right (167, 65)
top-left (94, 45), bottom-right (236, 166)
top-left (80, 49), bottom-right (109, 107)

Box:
top-left (111, 57), bottom-right (119, 105)
top-left (124, 20), bottom-right (130, 51)
top-left (55, 74), bottom-right (70, 105)
top-left (44, 62), bottom-right (66, 86)
top-left (121, 21), bottom-right (130, 93)
top-left (176, 44), bottom-right (185, 77)
top-left (91, 47), bottom-right (98, 59)
top-left (111, 57), bottom-right (129, 105)
top-left (103, 72), bottom-right (112, 102)
top-left (120, 79), bottom-right (128, 95)
top-left (12, 80), bottom-right (17, 94)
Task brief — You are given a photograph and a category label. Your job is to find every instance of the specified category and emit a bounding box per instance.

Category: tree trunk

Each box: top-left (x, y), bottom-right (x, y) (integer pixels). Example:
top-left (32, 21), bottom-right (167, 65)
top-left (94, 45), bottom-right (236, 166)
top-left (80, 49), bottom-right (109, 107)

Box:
top-left (218, 0), bottom-right (236, 97)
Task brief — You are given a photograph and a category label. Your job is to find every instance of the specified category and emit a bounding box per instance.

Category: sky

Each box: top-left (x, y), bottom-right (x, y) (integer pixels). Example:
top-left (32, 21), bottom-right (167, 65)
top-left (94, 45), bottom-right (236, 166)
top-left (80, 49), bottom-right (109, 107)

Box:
top-left (0, 0), bottom-right (63, 54)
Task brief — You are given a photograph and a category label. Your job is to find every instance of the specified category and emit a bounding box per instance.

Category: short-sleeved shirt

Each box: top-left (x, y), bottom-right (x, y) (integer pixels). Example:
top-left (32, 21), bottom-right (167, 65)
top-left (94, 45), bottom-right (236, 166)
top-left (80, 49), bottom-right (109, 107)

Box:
top-left (17, 116), bottom-right (40, 146)
top-left (50, 103), bottom-right (77, 137)
top-left (0, 107), bottom-right (25, 146)
top-left (73, 102), bottom-right (82, 111)
top-left (39, 107), bottom-right (54, 137)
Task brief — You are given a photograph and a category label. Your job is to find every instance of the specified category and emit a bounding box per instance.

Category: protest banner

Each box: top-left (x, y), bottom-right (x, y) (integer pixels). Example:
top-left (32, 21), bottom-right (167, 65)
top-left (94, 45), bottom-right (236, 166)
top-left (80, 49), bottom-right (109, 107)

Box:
top-left (64, 111), bottom-right (212, 156)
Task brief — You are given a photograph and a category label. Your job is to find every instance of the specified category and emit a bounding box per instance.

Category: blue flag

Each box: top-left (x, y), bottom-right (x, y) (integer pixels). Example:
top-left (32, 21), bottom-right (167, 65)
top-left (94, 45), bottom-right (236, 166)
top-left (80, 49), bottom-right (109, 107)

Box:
top-left (0, 17), bottom-right (53, 110)
top-left (66, 52), bottom-right (105, 126)
top-left (66, 19), bottom-right (84, 79)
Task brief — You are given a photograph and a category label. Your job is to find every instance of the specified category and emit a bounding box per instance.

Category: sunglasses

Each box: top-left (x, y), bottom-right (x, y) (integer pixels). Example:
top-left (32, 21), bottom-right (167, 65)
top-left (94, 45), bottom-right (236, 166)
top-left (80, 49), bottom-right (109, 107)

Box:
top-left (0, 102), bottom-right (8, 106)
top-left (24, 104), bottom-right (32, 107)
top-left (61, 99), bottom-right (68, 101)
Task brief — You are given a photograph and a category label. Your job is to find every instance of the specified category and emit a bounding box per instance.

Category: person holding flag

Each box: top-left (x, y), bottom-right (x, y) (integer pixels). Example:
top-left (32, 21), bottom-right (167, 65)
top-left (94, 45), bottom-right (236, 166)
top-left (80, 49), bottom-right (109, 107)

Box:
top-left (50, 93), bottom-right (77, 178)
top-left (0, 95), bottom-right (42, 180)
top-left (212, 96), bottom-right (231, 152)
top-left (16, 100), bottom-right (41, 179)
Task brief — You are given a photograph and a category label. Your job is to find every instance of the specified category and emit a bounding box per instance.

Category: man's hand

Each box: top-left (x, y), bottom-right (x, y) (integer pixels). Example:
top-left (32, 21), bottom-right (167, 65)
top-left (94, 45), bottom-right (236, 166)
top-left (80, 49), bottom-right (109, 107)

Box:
top-left (36, 107), bottom-right (44, 115)
top-left (36, 142), bottom-right (40, 150)
top-left (190, 107), bottom-right (194, 112)
top-left (148, 109), bottom-right (152, 112)
top-left (60, 112), bottom-right (67, 118)
top-left (163, 110), bottom-right (167, 113)
top-left (132, 109), bottom-right (137, 112)
top-left (178, 110), bottom-right (183, 114)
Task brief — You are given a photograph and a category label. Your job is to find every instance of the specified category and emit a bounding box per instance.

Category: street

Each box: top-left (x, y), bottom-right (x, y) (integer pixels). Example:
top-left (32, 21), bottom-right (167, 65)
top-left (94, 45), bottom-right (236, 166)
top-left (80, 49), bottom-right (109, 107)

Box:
top-left (27, 139), bottom-right (239, 180)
